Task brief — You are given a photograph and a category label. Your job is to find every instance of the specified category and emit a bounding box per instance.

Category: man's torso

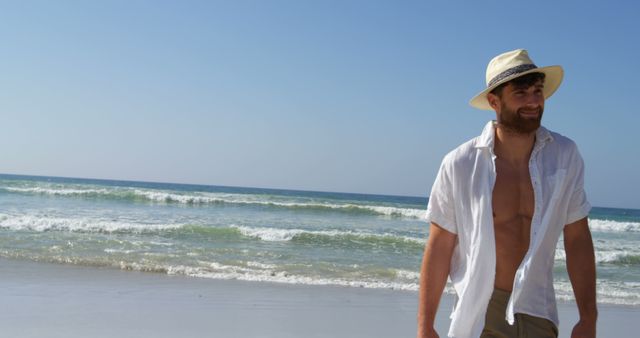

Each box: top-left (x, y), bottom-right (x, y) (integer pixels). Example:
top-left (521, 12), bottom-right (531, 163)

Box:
top-left (492, 157), bottom-right (534, 291)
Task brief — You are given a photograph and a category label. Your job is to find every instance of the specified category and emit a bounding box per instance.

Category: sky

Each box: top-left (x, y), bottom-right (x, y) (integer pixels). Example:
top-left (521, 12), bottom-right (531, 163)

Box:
top-left (1, 1), bottom-right (639, 209)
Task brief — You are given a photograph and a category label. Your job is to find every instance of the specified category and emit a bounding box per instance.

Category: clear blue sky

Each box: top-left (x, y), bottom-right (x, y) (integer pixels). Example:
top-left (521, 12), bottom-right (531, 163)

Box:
top-left (1, 1), bottom-right (638, 209)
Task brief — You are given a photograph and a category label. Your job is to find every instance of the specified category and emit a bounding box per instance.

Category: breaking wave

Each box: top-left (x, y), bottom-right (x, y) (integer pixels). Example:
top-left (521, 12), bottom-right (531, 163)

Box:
top-left (1, 185), bottom-right (426, 219)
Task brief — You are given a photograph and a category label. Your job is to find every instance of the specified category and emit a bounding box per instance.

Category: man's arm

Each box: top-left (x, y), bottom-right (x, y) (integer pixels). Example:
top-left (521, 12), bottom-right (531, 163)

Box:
top-left (417, 222), bottom-right (457, 338)
top-left (564, 217), bottom-right (597, 338)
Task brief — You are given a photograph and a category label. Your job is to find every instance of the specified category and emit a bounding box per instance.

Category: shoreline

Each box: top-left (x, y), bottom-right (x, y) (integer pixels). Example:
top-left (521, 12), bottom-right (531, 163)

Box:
top-left (1, 258), bottom-right (637, 337)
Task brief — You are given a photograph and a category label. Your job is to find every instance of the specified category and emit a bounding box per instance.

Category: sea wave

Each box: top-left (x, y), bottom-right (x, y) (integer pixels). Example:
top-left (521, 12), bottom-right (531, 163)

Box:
top-left (3, 186), bottom-right (112, 196)
top-left (0, 214), bottom-right (425, 251)
top-left (0, 213), bottom-right (183, 233)
top-left (598, 253), bottom-right (640, 265)
top-left (0, 250), bottom-right (419, 291)
top-left (165, 262), bottom-right (420, 291)
top-left (1, 184), bottom-right (427, 219)
top-left (589, 219), bottom-right (640, 232)
top-left (232, 225), bottom-right (425, 248)
top-left (555, 279), bottom-right (640, 306)
top-left (6, 250), bottom-right (639, 306)
top-left (4, 250), bottom-right (638, 305)
top-left (555, 247), bottom-right (640, 266)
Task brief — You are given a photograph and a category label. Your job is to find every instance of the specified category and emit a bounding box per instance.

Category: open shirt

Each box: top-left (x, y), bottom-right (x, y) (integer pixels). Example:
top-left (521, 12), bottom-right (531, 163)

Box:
top-left (425, 121), bottom-right (591, 338)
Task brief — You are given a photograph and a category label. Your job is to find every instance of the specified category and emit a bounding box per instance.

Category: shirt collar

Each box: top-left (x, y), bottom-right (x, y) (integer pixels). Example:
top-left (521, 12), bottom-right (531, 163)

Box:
top-left (474, 120), bottom-right (554, 150)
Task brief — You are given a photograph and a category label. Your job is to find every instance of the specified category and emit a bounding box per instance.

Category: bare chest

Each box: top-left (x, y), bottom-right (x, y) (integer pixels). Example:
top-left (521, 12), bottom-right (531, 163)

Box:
top-left (491, 160), bottom-right (536, 289)
top-left (492, 160), bottom-right (534, 223)
top-left (492, 160), bottom-right (535, 251)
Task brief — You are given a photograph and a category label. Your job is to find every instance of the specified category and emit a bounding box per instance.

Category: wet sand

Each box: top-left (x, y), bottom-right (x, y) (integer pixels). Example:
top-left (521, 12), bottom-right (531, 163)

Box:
top-left (1, 259), bottom-right (635, 337)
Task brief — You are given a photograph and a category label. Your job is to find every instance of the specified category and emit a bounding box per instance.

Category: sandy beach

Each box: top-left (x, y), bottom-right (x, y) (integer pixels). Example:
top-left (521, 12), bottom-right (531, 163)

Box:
top-left (1, 258), bottom-right (636, 338)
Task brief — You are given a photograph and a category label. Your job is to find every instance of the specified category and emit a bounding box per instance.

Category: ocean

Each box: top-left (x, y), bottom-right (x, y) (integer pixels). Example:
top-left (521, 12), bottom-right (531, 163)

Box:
top-left (1, 174), bottom-right (638, 306)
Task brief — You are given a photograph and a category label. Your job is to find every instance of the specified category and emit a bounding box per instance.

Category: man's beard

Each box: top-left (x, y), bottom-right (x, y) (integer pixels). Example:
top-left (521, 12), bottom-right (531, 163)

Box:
top-left (497, 102), bottom-right (543, 134)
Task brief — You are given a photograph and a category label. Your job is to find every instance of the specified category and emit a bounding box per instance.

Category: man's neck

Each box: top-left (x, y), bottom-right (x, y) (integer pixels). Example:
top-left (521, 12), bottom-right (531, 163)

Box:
top-left (494, 125), bottom-right (537, 165)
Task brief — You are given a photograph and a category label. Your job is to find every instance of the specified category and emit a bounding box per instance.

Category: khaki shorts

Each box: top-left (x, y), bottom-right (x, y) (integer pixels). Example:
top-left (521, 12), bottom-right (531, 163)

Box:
top-left (481, 288), bottom-right (558, 338)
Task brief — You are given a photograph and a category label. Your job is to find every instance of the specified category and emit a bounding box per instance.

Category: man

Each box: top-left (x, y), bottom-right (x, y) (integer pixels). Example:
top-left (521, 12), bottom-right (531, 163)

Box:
top-left (417, 49), bottom-right (597, 338)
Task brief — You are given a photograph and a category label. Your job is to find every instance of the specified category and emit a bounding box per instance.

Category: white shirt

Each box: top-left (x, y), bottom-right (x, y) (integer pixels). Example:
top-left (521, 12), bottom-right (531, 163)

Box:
top-left (425, 121), bottom-right (591, 338)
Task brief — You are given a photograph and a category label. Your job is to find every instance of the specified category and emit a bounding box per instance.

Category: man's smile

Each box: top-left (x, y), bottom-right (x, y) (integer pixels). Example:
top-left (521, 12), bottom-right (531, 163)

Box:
top-left (518, 107), bottom-right (542, 119)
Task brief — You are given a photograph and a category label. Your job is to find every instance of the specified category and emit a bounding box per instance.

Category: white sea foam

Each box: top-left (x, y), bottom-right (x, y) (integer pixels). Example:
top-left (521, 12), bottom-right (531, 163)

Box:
top-left (233, 225), bottom-right (306, 241)
top-left (104, 248), bottom-right (137, 254)
top-left (65, 258), bottom-right (422, 291)
top-left (394, 269), bottom-right (421, 281)
top-left (0, 212), bottom-right (424, 245)
top-left (595, 250), bottom-right (640, 264)
top-left (232, 225), bottom-right (424, 244)
top-left (147, 241), bottom-right (175, 247)
top-left (0, 213), bottom-right (183, 233)
top-left (3, 183), bottom-right (428, 219)
top-left (555, 246), bottom-right (640, 264)
top-left (2, 250), bottom-right (637, 305)
top-left (163, 261), bottom-right (420, 291)
top-left (3, 186), bottom-right (111, 196)
top-left (135, 189), bottom-right (428, 219)
top-left (246, 261), bottom-right (278, 270)
top-left (555, 279), bottom-right (640, 305)
top-left (132, 190), bottom-right (229, 204)
top-left (369, 206), bottom-right (427, 219)
top-left (589, 218), bottom-right (640, 232)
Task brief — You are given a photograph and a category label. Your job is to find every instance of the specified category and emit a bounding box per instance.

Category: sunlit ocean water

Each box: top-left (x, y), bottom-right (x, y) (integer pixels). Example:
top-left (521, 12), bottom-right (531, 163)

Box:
top-left (1, 174), bottom-right (638, 306)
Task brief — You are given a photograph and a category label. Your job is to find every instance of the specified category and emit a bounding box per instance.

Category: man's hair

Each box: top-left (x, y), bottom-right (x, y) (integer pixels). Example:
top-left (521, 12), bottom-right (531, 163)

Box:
top-left (490, 72), bottom-right (546, 97)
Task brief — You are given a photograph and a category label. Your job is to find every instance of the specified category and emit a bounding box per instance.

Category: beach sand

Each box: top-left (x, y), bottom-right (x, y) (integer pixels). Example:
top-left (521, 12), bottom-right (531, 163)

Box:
top-left (1, 258), bottom-right (636, 338)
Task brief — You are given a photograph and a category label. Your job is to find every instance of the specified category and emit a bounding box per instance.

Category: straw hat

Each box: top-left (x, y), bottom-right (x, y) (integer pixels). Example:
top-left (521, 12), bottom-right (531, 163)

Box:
top-left (469, 49), bottom-right (564, 110)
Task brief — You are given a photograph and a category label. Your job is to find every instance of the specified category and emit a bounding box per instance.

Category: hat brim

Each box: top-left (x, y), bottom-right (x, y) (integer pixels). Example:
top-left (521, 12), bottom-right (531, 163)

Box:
top-left (469, 65), bottom-right (564, 110)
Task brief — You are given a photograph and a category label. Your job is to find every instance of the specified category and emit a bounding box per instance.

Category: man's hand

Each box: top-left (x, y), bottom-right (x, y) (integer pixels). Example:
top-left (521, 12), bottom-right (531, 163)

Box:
top-left (417, 327), bottom-right (439, 338)
top-left (571, 319), bottom-right (596, 338)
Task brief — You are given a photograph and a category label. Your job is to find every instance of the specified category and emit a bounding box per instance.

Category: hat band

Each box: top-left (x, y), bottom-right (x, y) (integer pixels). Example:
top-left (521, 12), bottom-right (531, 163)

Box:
top-left (487, 64), bottom-right (538, 88)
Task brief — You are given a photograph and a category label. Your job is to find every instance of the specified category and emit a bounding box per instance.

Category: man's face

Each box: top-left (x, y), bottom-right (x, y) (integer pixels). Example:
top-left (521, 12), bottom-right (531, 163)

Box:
top-left (490, 79), bottom-right (545, 134)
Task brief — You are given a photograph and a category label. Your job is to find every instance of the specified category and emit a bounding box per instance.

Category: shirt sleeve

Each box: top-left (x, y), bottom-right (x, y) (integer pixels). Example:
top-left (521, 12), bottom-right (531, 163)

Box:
top-left (425, 156), bottom-right (458, 234)
top-left (566, 146), bottom-right (591, 225)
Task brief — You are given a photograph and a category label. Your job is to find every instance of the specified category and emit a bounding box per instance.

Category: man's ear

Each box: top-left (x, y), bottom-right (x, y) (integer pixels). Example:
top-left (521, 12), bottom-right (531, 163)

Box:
top-left (487, 93), bottom-right (500, 111)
